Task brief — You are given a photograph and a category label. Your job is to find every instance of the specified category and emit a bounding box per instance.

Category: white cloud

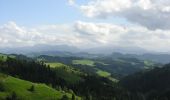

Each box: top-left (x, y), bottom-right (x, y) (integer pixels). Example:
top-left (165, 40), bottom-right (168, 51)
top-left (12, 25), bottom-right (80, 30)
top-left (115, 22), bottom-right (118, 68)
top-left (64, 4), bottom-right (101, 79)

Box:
top-left (68, 0), bottom-right (75, 5)
top-left (0, 22), bottom-right (80, 47)
top-left (1, 21), bottom-right (170, 52)
top-left (74, 21), bottom-right (170, 52)
top-left (79, 0), bottom-right (170, 30)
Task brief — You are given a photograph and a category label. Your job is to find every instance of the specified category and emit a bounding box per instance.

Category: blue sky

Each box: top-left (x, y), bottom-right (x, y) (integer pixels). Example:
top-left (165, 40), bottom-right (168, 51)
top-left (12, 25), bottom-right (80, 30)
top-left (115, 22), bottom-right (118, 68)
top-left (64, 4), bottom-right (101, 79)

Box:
top-left (0, 0), bottom-right (84, 25)
top-left (0, 0), bottom-right (129, 26)
top-left (0, 0), bottom-right (170, 52)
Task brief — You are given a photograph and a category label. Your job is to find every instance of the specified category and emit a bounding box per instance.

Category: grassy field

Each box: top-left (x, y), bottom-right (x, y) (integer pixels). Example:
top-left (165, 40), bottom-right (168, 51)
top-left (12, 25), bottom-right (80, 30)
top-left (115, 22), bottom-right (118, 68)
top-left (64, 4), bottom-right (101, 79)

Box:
top-left (96, 69), bottom-right (118, 82)
top-left (72, 59), bottom-right (95, 66)
top-left (0, 54), bottom-right (16, 62)
top-left (96, 70), bottom-right (111, 77)
top-left (46, 62), bottom-right (82, 84)
top-left (143, 60), bottom-right (154, 69)
top-left (0, 74), bottom-right (81, 100)
top-left (0, 54), bottom-right (7, 62)
top-left (144, 60), bottom-right (154, 66)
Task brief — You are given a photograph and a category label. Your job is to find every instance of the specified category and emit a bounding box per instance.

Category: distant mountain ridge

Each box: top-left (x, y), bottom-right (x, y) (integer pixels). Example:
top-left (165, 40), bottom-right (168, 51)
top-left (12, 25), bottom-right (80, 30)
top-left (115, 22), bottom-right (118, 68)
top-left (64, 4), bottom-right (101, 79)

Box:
top-left (109, 52), bottom-right (170, 64)
top-left (0, 44), bottom-right (151, 54)
top-left (0, 44), bottom-right (79, 54)
top-left (1, 44), bottom-right (170, 64)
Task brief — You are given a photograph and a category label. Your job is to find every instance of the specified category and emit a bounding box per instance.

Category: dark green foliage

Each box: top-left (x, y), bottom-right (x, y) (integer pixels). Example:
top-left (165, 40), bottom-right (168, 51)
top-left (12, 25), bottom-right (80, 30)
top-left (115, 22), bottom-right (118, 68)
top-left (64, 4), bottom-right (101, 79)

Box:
top-left (28, 85), bottom-right (35, 92)
top-left (61, 95), bottom-right (69, 100)
top-left (0, 57), bottom-right (68, 87)
top-left (0, 55), bottom-right (118, 99)
top-left (71, 93), bottom-right (76, 100)
top-left (120, 64), bottom-right (170, 100)
top-left (0, 53), bottom-right (169, 100)
top-left (36, 55), bottom-right (75, 64)
top-left (0, 82), bottom-right (5, 91)
top-left (37, 55), bottom-right (159, 79)
top-left (6, 92), bottom-right (18, 100)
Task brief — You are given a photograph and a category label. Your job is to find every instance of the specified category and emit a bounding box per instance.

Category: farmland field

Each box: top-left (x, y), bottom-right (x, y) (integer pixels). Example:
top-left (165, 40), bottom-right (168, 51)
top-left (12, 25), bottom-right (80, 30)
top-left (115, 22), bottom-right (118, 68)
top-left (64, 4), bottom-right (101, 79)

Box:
top-left (96, 70), bottom-right (111, 77)
top-left (72, 59), bottom-right (95, 66)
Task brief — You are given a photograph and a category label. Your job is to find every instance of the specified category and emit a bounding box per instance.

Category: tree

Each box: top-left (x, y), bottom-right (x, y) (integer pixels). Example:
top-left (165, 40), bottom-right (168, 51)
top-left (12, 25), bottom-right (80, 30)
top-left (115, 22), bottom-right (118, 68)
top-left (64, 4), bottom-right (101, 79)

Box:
top-left (6, 92), bottom-right (18, 100)
top-left (61, 95), bottom-right (69, 100)
top-left (71, 93), bottom-right (76, 100)
top-left (28, 85), bottom-right (35, 92)
top-left (0, 82), bottom-right (4, 91)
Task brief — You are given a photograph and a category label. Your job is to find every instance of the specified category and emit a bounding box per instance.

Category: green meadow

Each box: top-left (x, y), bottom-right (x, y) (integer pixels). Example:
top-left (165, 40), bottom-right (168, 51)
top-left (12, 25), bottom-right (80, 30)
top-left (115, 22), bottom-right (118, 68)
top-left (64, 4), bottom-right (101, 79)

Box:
top-left (72, 59), bottom-right (95, 66)
top-left (46, 62), bottom-right (82, 84)
top-left (96, 70), bottom-right (111, 77)
top-left (0, 73), bottom-right (80, 100)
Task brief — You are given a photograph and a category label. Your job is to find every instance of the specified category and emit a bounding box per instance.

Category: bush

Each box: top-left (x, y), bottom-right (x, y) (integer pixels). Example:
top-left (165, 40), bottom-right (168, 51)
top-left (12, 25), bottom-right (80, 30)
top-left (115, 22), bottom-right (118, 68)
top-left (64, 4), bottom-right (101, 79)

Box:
top-left (6, 92), bottom-right (18, 100)
top-left (71, 93), bottom-right (76, 100)
top-left (0, 82), bottom-right (5, 91)
top-left (28, 85), bottom-right (35, 92)
top-left (61, 95), bottom-right (69, 100)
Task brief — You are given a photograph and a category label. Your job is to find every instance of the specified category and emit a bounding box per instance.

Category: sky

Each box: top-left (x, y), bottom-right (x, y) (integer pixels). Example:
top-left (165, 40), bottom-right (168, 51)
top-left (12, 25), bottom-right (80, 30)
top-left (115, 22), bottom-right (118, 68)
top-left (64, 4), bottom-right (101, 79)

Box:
top-left (0, 0), bottom-right (170, 52)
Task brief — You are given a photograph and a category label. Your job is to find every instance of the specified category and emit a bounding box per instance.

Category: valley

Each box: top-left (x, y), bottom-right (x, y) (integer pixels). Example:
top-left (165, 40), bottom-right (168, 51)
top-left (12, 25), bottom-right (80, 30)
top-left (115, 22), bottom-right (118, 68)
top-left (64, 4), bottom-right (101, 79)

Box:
top-left (0, 52), bottom-right (169, 100)
top-left (1, 0), bottom-right (169, 99)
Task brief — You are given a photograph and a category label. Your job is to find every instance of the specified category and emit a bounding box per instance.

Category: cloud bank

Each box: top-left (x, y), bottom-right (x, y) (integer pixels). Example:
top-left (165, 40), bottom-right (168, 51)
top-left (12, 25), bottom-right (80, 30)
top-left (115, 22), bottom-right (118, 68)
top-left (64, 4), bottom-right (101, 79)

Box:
top-left (80, 0), bottom-right (170, 30)
top-left (1, 21), bottom-right (170, 52)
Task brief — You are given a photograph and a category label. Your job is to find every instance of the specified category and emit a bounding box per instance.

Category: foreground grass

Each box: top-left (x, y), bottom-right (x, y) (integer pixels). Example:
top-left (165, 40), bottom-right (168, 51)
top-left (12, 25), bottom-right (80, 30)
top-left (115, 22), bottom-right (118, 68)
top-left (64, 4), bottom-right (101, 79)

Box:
top-left (0, 74), bottom-right (80, 100)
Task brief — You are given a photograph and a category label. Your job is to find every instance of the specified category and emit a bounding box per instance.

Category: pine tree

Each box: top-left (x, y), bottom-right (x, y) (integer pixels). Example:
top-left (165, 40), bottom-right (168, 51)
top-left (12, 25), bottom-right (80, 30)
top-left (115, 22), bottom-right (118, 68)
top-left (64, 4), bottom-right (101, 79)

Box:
top-left (72, 93), bottom-right (76, 100)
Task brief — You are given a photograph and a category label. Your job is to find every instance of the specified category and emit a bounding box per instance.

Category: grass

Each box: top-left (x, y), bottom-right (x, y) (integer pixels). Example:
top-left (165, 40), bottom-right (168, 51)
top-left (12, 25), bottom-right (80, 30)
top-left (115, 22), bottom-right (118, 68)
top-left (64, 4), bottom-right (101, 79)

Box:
top-left (108, 77), bottom-right (119, 82)
top-left (0, 54), bottom-right (7, 62)
top-left (0, 54), bottom-right (16, 62)
top-left (72, 59), bottom-right (95, 66)
top-left (96, 61), bottom-right (109, 65)
top-left (46, 62), bottom-right (82, 84)
top-left (96, 69), bottom-right (118, 82)
top-left (114, 59), bottom-right (126, 63)
top-left (55, 68), bottom-right (82, 84)
top-left (144, 60), bottom-right (154, 66)
top-left (45, 62), bottom-right (65, 68)
top-left (0, 74), bottom-right (81, 100)
top-left (96, 70), bottom-right (111, 77)
top-left (144, 60), bottom-right (154, 69)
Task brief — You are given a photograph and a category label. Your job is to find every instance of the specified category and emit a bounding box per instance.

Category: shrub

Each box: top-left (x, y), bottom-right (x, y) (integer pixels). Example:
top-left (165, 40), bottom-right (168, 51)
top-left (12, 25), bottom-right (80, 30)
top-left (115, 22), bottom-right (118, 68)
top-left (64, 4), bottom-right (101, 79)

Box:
top-left (28, 85), bottom-right (35, 92)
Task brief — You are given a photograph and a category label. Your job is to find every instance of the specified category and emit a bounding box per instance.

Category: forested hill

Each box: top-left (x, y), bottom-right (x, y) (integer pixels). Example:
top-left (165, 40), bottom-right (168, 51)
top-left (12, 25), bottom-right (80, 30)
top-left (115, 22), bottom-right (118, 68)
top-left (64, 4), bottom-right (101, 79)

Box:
top-left (36, 55), bottom-right (160, 79)
top-left (0, 53), bottom-right (170, 100)
top-left (120, 64), bottom-right (170, 100)
top-left (0, 54), bottom-right (120, 100)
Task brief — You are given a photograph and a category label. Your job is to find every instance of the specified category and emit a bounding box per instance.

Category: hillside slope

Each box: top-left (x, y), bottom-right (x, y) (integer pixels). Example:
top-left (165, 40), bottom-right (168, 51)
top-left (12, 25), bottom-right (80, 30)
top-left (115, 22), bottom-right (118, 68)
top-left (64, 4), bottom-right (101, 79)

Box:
top-left (0, 73), bottom-right (79, 100)
top-left (120, 64), bottom-right (170, 100)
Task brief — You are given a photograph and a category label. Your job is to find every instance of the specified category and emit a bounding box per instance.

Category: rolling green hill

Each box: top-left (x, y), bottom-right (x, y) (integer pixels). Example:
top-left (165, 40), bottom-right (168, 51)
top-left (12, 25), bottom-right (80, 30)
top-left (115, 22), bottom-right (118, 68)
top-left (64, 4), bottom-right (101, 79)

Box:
top-left (119, 64), bottom-right (170, 100)
top-left (0, 73), bottom-right (80, 100)
top-left (37, 55), bottom-right (159, 80)
top-left (46, 62), bottom-right (83, 84)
